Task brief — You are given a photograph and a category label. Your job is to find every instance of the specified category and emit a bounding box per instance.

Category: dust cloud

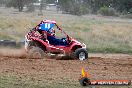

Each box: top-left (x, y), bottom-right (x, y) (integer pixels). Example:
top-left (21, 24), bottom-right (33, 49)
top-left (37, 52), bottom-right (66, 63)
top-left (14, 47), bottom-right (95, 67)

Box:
top-left (0, 47), bottom-right (27, 58)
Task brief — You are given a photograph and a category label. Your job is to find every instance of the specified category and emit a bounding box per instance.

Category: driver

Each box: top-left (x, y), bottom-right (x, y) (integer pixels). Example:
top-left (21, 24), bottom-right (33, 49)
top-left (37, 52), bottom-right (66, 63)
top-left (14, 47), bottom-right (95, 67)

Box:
top-left (48, 28), bottom-right (55, 36)
top-left (47, 28), bottom-right (69, 46)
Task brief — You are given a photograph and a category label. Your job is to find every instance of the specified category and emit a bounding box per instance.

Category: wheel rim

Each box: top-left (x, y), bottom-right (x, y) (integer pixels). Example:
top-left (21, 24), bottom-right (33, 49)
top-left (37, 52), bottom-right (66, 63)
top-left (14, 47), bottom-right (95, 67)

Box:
top-left (79, 52), bottom-right (86, 60)
top-left (32, 52), bottom-right (42, 58)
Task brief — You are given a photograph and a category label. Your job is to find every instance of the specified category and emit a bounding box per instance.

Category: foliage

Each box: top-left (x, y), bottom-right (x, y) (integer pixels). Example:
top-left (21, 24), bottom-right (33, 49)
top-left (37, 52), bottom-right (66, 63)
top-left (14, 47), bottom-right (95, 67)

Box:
top-left (26, 4), bottom-right (35, 12)
top-left (6, 0), bottom-right (36, 12)
top-left (98, 7), bottom-right (117, 16)
top-left (3, 0), bottom-right (132, 15)
top-left (58, 0), bottom-right (132, 16)
top-left (58, 0), bottom-right (89, 15)
top-left (120, 14), bottom-right (132, 19)
top-left (129, 8), bottom-right (132, 14)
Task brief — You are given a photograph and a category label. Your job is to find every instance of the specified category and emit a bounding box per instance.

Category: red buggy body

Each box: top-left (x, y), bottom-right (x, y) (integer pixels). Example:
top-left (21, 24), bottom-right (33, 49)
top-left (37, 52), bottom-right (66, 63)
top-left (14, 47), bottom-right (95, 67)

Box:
top-left (25, 20), bottom-right (88, 60)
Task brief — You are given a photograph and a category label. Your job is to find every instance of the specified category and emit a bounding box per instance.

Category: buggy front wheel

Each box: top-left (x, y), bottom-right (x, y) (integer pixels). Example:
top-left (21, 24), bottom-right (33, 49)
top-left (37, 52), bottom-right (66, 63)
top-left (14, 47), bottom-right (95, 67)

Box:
top-left (74, 48), bottom-right (88, 60)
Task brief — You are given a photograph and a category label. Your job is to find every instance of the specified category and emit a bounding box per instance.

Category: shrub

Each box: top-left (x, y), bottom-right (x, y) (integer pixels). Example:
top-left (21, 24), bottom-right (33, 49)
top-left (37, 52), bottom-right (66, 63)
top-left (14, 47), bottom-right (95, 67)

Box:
top-left (120, 14), bottom-right (132, 19)
top-left (98, 7), bottom-right (117, 16)
top-left (26, 4), bottom-right (35, 12)
top-left (128, 8), bottom-right (132, 14)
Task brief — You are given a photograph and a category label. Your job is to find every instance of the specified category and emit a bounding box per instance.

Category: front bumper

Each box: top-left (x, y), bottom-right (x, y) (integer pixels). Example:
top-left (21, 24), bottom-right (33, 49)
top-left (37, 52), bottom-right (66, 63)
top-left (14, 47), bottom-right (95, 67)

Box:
top-left (82, 43), bottom-right (86, 49)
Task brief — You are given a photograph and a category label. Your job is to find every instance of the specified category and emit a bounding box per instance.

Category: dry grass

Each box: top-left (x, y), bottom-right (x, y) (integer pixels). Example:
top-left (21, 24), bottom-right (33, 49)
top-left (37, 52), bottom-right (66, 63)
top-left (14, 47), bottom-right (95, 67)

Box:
top-left (0, 7), bottom-right (132, 53)
top-left (0, 73), bottom-right (131, 88)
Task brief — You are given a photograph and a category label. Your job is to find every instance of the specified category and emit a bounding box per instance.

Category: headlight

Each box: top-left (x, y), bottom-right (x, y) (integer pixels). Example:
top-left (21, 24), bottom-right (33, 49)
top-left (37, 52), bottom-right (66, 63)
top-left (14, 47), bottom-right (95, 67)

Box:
top-left (82, 43), bottom-right (86, 48)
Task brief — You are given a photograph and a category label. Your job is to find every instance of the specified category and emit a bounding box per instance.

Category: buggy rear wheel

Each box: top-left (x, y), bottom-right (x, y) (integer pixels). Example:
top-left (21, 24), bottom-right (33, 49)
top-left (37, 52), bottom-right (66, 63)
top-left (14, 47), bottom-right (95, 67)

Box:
top-left (27, 46), bottom-right (44, 59)
top-left (74, 48), bottom-right (88, 60)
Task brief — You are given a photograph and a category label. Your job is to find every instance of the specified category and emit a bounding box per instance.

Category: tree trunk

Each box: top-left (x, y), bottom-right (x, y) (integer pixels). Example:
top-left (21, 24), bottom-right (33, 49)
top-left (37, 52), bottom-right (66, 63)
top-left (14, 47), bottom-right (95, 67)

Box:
top-left (18, 0), bottom-right (24, 12)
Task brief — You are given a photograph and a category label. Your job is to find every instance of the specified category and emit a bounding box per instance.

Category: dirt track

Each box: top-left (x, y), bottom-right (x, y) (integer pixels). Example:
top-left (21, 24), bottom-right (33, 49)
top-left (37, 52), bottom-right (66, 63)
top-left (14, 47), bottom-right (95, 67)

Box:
top-left (0, 48), bottom-right (132, 83)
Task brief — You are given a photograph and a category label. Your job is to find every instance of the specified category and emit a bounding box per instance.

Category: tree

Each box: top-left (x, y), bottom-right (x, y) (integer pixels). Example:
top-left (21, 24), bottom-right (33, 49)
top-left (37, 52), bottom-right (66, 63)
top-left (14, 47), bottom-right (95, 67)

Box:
top-left (5, 0), bottom-right (132, 14)
top-left (46, 0), bottom-right (55, 4)
top-left (6, 0), bottom-right (37, 12)
top-left (0, 0), bottom-right (6, 6)
top-left (58, 0), bottom-right (85, 15)
top-left (17, 0), bottom-right (24, 12)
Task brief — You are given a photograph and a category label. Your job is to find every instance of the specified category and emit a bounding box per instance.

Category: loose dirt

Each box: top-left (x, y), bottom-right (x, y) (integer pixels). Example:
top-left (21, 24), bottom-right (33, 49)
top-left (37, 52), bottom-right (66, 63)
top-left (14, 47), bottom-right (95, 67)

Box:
top-left (0, 48), bottom-right (132, 83)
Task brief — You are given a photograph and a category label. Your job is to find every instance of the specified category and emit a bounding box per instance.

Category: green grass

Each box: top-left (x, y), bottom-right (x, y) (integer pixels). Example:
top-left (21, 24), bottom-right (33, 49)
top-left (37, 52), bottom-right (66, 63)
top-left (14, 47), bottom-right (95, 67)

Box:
top-left (0, 74), bottom-right (81, 88)
top-left (0, 8), bottom-right (132, 53)
top-left (0, 74), bottom-right (131, 88)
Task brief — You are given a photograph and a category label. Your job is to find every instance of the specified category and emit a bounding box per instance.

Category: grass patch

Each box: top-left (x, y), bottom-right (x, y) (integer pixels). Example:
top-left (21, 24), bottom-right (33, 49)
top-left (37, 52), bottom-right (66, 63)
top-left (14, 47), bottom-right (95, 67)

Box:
top-left (0, 74), bottom-right (131, 88)
top-left (0, 34), bottom-right (14, 40)
top-left (0, 74), bottom-right (81, 88)
top-left (0, 8), bottom-right (132, 53)
top-left (88, 47), bottom-right (132, 54)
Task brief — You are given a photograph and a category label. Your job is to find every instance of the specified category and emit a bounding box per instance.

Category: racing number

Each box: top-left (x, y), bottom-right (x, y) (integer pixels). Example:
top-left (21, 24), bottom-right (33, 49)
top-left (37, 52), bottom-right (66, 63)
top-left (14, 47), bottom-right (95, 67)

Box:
top-left (45, 23), bottom-right (51, 29)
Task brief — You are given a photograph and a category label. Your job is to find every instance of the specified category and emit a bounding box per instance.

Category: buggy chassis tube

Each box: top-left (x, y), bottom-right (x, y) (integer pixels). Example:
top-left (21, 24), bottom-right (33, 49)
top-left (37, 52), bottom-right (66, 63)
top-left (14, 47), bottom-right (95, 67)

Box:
top-left (48, 45), bottom-right (65, 54)
top-left (26, 36), bottom-right (65, 54)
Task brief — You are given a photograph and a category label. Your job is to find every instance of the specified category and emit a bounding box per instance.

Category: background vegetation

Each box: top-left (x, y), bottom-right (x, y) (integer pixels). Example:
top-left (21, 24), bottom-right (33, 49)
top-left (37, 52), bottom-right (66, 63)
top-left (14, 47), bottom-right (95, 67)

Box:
top-left (0, 0), bottom-right (132, 16)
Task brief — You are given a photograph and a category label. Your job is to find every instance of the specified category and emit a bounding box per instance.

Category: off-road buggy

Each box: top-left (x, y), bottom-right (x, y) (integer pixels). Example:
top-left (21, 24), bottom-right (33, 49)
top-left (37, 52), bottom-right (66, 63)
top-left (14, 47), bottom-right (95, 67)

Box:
top-left (25, 20), bottom-right (88, 60)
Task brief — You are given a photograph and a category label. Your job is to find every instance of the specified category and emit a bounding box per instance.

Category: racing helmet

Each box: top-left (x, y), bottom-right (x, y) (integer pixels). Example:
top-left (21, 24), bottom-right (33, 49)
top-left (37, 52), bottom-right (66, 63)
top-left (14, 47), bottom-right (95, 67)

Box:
top-left (38, 23), bottom-right (55, 32)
